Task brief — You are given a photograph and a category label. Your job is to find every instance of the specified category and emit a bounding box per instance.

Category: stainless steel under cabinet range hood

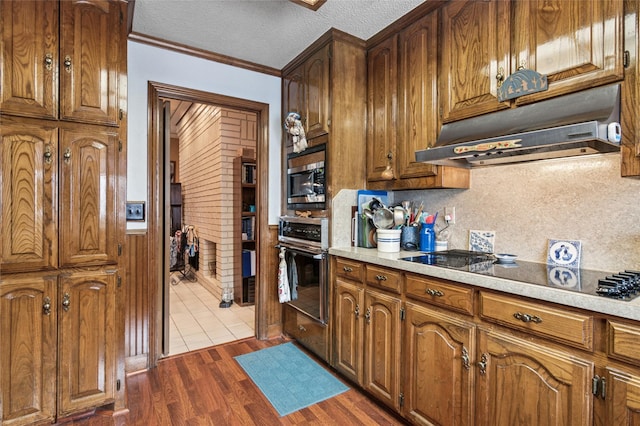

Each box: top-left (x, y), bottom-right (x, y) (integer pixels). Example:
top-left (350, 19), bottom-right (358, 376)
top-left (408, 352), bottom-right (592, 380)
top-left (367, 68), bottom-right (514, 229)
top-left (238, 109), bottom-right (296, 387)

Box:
top-left (415, 84), bottom-right (622, 168)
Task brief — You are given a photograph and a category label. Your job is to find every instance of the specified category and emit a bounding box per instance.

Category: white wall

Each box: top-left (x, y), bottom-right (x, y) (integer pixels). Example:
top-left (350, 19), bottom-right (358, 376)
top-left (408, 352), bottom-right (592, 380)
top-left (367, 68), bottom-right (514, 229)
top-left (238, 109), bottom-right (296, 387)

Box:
top-left (126, 41), bottom-right (282, 229)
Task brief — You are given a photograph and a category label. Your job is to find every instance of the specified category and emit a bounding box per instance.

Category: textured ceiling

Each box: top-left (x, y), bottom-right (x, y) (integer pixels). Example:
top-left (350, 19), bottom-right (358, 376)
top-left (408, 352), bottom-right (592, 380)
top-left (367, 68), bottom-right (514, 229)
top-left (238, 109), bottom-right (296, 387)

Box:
top-left (132, 0), bottom-right (426, 70)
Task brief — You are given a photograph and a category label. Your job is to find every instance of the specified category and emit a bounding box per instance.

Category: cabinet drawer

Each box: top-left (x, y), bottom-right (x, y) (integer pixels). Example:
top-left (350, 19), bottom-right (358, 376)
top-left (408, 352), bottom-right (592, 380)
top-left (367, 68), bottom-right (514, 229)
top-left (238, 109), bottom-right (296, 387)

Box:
top-left (607, 320), bottom-right (640, 365)
top-left (365, 265), bottom-right (402, 294)
top-left (283, 305), bottom-right (328, 361)
top-left (480, 292), bottom-right (593, 351)
top-left (405, 273), bottom-right (474, 315)
top-left (335, 258), bottom-right (364, 282)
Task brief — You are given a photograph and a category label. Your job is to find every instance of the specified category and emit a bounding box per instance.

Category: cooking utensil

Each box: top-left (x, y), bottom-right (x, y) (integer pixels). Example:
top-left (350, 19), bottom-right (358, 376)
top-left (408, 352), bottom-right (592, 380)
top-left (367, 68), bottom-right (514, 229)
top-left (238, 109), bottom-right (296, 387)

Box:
top-left (393, 206), bottom-right (405, 227)
top-left (373, 207), bottom-right (394, 229)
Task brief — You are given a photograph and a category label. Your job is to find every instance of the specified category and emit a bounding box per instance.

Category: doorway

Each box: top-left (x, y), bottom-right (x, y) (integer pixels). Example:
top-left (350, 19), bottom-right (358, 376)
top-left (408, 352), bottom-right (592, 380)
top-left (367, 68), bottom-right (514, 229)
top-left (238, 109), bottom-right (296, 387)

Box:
top-left (164, 99), bottom-right (257, 356)
top-left (147, 82), bottom-right (270, 366)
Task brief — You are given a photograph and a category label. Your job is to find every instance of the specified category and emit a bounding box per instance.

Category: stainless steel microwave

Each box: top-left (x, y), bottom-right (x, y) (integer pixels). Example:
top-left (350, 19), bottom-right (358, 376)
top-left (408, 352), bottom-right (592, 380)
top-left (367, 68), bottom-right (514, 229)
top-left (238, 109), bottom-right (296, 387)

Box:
top-left (287, 144), bottom-right (326, 210)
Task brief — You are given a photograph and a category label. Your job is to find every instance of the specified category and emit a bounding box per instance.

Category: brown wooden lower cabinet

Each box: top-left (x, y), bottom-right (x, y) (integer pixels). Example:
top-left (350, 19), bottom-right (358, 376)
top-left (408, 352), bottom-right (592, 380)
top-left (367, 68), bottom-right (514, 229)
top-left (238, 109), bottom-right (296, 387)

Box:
top-left (331, 256), bottom-right (640, 426)
top-left (283, 303), bottom-right (329, 361)
top-left (0, 269), bottom-right (117, 425)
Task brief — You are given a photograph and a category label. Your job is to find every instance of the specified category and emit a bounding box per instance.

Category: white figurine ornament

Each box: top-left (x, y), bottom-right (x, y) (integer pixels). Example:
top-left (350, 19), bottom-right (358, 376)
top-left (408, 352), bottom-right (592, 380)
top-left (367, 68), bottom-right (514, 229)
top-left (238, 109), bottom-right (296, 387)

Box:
top-left (284, 112), bottom-right (308, 153)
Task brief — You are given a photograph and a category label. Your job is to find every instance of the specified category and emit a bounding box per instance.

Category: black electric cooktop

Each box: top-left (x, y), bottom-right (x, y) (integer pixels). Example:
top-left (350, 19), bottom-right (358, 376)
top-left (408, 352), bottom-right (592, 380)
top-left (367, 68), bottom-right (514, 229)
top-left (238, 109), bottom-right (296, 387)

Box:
top-left (400, 250), bottom-right (640, 301)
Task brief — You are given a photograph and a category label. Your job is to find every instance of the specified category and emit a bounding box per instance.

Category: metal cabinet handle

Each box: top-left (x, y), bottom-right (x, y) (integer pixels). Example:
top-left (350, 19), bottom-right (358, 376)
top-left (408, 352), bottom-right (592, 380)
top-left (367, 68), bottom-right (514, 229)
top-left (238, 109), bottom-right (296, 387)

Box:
top-left (354, 304), bottom-right (360, 319)
top-left (63, 147), bottom-right (71, 163)
top-left (461, 347), bottom-right (470, 370)
top-left (62, 293), bottom-right (70, 312)
top-left (375, 275), bottom-right (387, 281)
top-left (342, 266), bottom-right (353, 272)
top-left (496, 67), bottom-right (505, 87)
top-left (478, 353), bottom-right (488, 375)
top-left (364, 307), bottom-right (371, 324)
top-left (386, 151), bottom-right (393, 160)
top-left (298, 324), bottom-right (307, 332)
top-left (425, 288), bottom-right (444, 297)
top-left (513, 312), bottom-right (542, 324)
top-left (44, 53), bottom-right (53, 71)
top-left (64, 55), bottom-right (72, 73)
top-left (44, 145), bottom-right (53, 164)
top-left (43, 297), bottom-right (52, 315)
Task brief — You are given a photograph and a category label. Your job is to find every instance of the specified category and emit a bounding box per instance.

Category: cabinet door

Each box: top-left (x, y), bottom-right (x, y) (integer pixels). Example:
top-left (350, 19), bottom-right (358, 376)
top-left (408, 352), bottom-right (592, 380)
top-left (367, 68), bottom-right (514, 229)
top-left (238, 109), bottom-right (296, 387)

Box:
top-left (58, 269), bottom-right (116, 416)
top-left (0, 119), bottom-right (58, 272)
top-left (606, 368), bottom-right (640, 425)
top-left (283, 63), bottom-right (305, 151)
top-left (398, 12), bottom-right (439, 179)
top-left (440, 0), bottom-right (511, 123)
top-left (59, 0), bottom-right (120, 126)
top-left (363, 289), bottom-right (401, 410)
top-left (475, 328), bottom-right (593, 426)
top-left (59, 126), bottom-right (119, 267)
top-left (367, 35), bottom-right (398, 181)
top-left (333, 278), bottom-right (364, 383)
top-left (0, 0), bottom-right (58, 119)
top-left (304, 44), bottom-right (330, 139)
top-left (0, 274), bottom-right (57, 425)
top-left (512, 0), bottom-right (623, 106)
top-left (404, 302), bottom-right (475, 426)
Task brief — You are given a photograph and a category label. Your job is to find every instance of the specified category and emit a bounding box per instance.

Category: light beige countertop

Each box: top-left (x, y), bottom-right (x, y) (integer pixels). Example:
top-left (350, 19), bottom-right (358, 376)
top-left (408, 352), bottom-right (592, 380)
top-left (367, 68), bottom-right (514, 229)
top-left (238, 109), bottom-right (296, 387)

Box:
top-left (329, 246), bottom-right (640, 322)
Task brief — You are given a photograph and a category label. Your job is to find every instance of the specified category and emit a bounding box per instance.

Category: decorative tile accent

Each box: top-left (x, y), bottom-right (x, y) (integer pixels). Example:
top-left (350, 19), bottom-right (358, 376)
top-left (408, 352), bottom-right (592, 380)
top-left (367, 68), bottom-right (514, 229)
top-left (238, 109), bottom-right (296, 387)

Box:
top-left (469, 230), bottom-right (495, 253)
top-left (547, 239), bottom-right (582, 268)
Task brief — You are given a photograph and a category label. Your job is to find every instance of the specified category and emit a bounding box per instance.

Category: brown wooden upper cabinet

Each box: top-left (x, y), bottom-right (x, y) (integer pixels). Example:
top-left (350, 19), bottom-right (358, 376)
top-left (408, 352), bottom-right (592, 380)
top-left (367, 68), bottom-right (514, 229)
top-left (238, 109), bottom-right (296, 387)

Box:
top-left (440, 0), bottom-right (623, 123)
top-left (282, 43), bottom-right (331, 150)
top-left (0, 0), bottom-right (121, 126)
top-left (367, 11), bottom-right (470, 189)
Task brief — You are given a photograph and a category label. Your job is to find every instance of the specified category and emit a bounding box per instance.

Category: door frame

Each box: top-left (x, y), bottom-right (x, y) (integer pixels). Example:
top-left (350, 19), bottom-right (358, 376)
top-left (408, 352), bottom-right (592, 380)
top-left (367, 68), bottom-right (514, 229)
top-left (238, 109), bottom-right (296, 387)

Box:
top-left (146, 81), bottom-right (270, 366)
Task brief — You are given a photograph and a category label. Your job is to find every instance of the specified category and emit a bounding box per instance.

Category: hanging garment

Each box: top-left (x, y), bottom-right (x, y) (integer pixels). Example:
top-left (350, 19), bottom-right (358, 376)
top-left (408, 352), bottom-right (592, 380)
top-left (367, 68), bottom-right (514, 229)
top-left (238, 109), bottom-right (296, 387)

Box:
top-left (288, 252), bottom-right (298, 301)
top-left (169, 236), bottom-right (178, 268)
top-left (278, 247), bottom-right (291, 303)
top-left (183, 225), bottom-right (200, 270)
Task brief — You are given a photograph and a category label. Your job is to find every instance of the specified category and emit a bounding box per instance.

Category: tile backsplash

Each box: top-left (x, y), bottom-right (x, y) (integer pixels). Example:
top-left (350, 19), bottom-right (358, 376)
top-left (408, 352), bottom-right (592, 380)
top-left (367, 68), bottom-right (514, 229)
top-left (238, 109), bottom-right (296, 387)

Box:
top-left (334, 153), bottom-right (640, 272)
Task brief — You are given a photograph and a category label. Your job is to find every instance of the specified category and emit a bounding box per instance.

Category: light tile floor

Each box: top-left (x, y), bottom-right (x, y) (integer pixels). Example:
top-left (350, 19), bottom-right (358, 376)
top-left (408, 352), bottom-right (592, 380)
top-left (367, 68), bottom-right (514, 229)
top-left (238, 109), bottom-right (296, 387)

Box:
top-left (168, 273), bottom-right (255, 356)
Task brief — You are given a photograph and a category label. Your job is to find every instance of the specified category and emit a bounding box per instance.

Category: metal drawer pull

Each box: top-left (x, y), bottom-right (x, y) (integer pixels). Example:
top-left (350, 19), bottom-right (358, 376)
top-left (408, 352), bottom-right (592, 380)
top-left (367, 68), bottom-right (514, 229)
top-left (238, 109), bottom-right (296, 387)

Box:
top-left (342, 266), bottom-right (353, 272)
top-left (298, 325), bottom-right (307, 332)
top-left (365, 307), bottom-right (371, 324)
top-left (478, 353), bottom-right (488, 375)
top-left (44, 53), bottom-right (53, 71)
top-left (354, 304), bottom-right (360, 318)
top-left (375, 275), bottom-right (387, 281)
top-left (64, 55), bottom-right (72, 73)
top-left (513, 312), bottom-right (542, 324)
top-left (425, 288), bottom-right (444, 297)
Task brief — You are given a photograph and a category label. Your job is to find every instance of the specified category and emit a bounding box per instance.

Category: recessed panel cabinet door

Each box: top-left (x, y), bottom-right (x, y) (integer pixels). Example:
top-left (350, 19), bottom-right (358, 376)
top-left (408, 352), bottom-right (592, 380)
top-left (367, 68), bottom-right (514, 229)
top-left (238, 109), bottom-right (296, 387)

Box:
top-left (0, 119), bottom-right (58, 273)
top-left (0, 274), bottom-right (57, 425)
top-left (440, 0), bottom-right (511, 123)
top-left (59, 0), bottom-right (120, 126)
top-left (58, 270), bottom-right (116, 416)
top-left (606, 368), bottom-right (640, 425)
top-left (512, 0), bottom-right (623, 106)
top-left (363, 289), bottom-right (401, 411)
top-left (333, 278), bottom-right (364, 384)
top-left (282, 64), bottom-right (305, 151)
top-left (367, 35), bottom-right (398, 182)
top-left (403, 302), bottom-right (475, 426)
top-left (475, 328), bottom-right (593, 426)
top-left (398, 12), bottom-right (439, 179)
top-left (0, 0), bottom-right (58, 120)
top-left (304, 44), bottom-right (330, 139)
top-left (59, 127), bottom-right (118, 267)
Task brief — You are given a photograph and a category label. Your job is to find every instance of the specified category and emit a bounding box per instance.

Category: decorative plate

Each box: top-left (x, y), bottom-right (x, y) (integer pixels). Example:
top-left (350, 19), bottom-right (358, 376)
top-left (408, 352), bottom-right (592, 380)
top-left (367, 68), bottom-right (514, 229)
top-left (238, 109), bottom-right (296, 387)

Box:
top-left (547, 239), bottom-right (582, 268)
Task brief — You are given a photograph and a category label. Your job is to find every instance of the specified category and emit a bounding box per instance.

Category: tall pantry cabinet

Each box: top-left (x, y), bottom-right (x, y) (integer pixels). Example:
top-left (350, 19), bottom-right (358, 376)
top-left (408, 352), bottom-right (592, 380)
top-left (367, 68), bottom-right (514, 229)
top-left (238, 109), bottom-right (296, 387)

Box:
top-left (0, 0), bottom-right (127, 424)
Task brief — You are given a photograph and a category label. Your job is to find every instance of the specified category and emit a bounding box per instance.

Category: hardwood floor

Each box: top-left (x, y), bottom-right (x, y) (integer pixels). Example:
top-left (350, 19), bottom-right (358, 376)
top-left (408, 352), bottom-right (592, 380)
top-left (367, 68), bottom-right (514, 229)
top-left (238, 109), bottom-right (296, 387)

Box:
top-left (65, 337), bottom-right (407, 425)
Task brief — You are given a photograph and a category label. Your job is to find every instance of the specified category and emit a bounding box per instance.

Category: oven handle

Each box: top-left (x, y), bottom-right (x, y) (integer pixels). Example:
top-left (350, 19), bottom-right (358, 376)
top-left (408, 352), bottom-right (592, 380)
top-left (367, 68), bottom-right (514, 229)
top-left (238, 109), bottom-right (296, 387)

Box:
top-left (275, 244), bottom-right (326, 259)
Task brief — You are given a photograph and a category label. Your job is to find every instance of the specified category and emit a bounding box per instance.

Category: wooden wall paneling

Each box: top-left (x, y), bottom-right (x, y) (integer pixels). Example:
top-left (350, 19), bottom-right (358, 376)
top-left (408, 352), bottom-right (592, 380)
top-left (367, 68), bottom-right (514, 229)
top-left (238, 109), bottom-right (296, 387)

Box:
top-left (124, 231), bottom-right (149, 373)
top-left (263, 225), bottom-right (282, 338)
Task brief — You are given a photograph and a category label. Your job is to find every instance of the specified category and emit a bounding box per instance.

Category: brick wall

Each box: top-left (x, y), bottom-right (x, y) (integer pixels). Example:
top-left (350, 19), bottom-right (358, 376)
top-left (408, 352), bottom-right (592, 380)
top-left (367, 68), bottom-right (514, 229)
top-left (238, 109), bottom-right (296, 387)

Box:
top-left (176, 104), bottom-right (257, 300)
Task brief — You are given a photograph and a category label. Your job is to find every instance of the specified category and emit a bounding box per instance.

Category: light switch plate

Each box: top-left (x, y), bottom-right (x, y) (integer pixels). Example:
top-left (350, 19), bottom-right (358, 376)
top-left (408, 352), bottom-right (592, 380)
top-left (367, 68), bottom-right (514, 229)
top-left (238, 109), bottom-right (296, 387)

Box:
top-left (126, 202), bottom-right (145, 221)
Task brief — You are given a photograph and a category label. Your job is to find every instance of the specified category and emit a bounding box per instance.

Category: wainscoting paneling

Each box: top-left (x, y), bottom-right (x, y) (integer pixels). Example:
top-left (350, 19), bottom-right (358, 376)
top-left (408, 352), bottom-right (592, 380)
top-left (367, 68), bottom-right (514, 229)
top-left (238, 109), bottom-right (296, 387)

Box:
top-left (125, 231), bottom-right (149, 372)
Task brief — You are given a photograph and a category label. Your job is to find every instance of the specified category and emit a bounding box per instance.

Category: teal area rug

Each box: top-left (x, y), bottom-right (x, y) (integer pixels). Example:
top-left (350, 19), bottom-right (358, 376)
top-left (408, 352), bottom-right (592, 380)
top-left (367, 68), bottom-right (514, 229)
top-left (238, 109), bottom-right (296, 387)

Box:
top-left (234, 342), bottom-right (349, 416)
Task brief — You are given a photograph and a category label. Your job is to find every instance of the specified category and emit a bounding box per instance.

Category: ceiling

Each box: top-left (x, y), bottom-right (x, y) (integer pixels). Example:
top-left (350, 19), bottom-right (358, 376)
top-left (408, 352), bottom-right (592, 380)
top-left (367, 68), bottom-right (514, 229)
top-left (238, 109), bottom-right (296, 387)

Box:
top-left (131, 0), bottom-right (426, 70)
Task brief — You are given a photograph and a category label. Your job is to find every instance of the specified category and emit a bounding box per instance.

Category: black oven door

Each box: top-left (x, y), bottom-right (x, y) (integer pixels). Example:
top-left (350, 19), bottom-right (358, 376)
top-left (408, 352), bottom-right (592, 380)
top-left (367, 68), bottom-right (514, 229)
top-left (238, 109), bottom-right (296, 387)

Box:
top-left (282, 246), bottom-right (328, 324)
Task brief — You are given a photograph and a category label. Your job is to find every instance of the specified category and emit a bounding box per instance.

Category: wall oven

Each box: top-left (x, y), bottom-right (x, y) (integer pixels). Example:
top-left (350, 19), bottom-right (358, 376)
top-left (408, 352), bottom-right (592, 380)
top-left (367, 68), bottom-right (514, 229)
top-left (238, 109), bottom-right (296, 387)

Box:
top-left (278, 216), bottom-right (329, 323)
top-left (286, 144), bottom-right (326, 211)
